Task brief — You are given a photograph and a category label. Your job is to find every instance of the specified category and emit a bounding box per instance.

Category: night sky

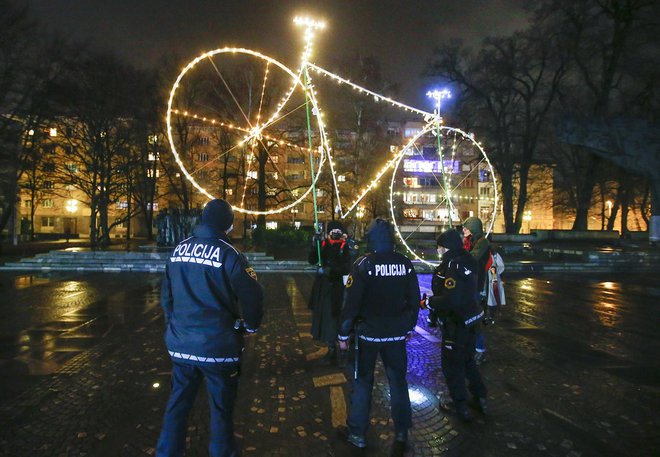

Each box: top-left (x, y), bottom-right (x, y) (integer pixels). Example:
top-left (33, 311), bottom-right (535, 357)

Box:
top-left (26, 0), bottom-right (529, 108)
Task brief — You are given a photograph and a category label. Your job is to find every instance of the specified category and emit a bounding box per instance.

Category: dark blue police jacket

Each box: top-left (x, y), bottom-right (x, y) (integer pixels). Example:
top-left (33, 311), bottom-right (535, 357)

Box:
top-left (161, 223), bottom-right (264, 365)
top-left (338, 222), bottom-right (420, 343)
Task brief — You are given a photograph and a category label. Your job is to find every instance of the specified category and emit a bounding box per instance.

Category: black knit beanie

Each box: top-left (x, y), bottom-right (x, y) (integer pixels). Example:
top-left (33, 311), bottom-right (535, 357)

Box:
top-left (436, 229), bottom-right (463, 251)
top-left (202, 199), bottom-right (234, 232)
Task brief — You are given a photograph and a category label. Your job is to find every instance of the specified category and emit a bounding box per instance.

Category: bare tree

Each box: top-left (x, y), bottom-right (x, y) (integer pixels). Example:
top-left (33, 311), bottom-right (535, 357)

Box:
top-left (0, 1), bottom-right (71, 238)
top-left (49, 51), bottom-right (153, 246)
top-left (427, 22), bottom-right (567, 233)
top-left (543, 0), bottom-right (656, 229)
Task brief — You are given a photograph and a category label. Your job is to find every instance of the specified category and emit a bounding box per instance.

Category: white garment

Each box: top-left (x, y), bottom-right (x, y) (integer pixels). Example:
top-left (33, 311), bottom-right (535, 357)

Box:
top-left (486, 253), bottom-right (506, 307)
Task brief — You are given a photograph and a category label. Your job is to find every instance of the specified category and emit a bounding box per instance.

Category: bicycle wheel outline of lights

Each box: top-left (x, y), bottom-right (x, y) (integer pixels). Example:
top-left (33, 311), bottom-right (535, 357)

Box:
top-left (389, 125), bottom-right (497, 267)
top-left (166, 47), bottom-right (326, 216)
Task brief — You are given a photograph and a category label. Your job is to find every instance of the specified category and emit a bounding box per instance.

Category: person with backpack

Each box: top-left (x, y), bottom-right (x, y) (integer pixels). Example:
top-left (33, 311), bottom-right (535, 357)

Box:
top-left (462, 217), bottom-right (490, 365)
top-left (427, 229), bottom-right (487, 421)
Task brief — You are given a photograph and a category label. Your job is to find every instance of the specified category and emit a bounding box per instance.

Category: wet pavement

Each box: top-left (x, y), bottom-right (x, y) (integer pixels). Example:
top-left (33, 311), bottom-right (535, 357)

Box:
top-left (0, 271), bottom-right (658, 456)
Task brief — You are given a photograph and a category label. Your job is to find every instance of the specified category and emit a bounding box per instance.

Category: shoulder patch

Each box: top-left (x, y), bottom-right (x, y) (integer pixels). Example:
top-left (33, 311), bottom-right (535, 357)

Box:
top-left (245, 267), bottom-right (258, 280)
top-left (444, 277), bottom-right (456, 289)
top-left (345, 274), bottom-right (354, 288)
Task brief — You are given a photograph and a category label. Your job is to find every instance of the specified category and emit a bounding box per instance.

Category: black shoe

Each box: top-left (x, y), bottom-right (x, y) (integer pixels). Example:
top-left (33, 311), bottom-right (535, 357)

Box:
top-left (474, 352), bottom-right (486, 366)
top-left (477, 397), bottom-right (489, 415)
top-left (455, 402), bottom-right (472, 422)
top-left (337, 425), bottom-right (366, 449)
top-left (322, 348), bottom-right (337, 363)
top-left (390, 439), bottom-right (408, 457)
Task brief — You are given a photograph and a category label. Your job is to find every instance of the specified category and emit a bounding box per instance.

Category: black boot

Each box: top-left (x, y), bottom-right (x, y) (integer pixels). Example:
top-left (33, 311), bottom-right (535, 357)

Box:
top-left (322, 345), bottom-right (337, 363)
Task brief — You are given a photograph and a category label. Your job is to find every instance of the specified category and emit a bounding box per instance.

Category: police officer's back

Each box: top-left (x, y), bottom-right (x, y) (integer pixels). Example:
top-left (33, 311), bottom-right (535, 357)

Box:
top-left (157, 199), bottom-right (264, 457)
top-left (429, 229), bottom-right (487, 421)
top-left (337, 218), bottom-right (420, 450)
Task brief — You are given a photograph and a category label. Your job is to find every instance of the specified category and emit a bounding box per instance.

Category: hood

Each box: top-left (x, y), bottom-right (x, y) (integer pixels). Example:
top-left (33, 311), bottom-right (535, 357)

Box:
top-left (437, 229), bottom-right (463, 251)
top-left (366, 218), bottom-right (394, 252)
top-left (462, 217), bottom-right (484, 238)
top-left (193, 223), bottom-right (230, 240)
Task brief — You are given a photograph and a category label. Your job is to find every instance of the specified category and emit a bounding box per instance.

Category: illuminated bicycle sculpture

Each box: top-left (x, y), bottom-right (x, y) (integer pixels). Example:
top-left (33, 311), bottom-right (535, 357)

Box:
top-left (166, 17), bottom-right (497, 266)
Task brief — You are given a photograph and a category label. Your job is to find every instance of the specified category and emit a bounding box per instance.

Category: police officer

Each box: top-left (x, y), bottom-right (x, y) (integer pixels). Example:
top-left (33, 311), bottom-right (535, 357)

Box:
top-left (428, 229), bottom-right (487, 421)
top-left (337, 218), bottom-right (420, 450)
top-left (156, 199), bottom-right (264, 457)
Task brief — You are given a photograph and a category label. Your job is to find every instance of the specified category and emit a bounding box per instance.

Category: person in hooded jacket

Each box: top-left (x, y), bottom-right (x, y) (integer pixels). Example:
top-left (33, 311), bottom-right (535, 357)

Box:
top-left (462, 216), bottom-right (490, 365)
top-left (156, 199), bottom-right (264, 457)
top-left (336, 218), bottom-right (420, 450)
top-left (308, 220), bottom-right (352, 363)
top-left (428, 229), bottom-right (488, 421)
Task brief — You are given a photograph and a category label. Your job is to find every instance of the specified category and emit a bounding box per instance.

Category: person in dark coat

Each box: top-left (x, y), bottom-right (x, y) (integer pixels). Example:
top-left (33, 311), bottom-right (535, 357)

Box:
top-left (462, 216), bottom-right (491, 365)
top-left (308, 220), bottom-right (352, 362)
top-left (337, 218), bottom-right (420, 450)
top-left (428, 229), bottom-right (487, 421)
top-left (156, 199), bottom-right (264, 457)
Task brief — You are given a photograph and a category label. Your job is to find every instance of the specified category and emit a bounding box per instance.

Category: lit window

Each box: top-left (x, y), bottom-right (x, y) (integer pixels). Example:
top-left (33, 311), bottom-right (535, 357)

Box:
top-left (65, 163), bottom-right (78, 173)
top-left (148, 153), bottom-right (157, 161)
top-left (247, 171), bottom-right (258, 179)
top-left (43, 199), bottom-right (54, 208)
top-left (44, 181), bottom-right (53, 190)
top-left (270, 155), bottom-right (279, 163)
top-left (226, 189), bottom-right (233, 196)
top-left (197, 153), bottom-right (208, 162)
top-left (42, 216), bottom-right (55, 227)
top-left (49, 128), bottom-right (57, 137)
top-left (338, 175), bottom-right (346, 182)
top-left (147, 168), bottom-right (160, 178)
top-left (265, 221), bottom-right (278, 230)
top-left (24, 200), bottom-right (32, 208)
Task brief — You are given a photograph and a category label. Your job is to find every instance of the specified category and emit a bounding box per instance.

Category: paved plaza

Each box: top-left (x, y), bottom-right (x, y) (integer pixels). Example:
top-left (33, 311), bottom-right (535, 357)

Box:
top-left (0, 271), bottom-right (658, 456)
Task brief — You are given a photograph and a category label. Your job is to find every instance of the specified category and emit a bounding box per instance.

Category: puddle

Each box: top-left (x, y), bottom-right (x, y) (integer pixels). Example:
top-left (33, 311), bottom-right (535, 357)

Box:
top-left (13, 275), bottom-right (51, 289)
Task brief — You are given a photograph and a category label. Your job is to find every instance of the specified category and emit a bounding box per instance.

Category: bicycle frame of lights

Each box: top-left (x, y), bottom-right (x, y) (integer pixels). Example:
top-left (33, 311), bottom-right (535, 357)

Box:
top-left (166, 16), bottom-right (498, 265)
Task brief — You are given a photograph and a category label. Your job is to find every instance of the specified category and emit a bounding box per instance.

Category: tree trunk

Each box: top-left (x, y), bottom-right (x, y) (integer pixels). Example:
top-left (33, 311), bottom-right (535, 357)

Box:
top-left (256, 145), bottom-right (268, 230)
top-left (572, 155), bottom-right (601, 230)
top-left (501, 178), bottom-right (516, 234)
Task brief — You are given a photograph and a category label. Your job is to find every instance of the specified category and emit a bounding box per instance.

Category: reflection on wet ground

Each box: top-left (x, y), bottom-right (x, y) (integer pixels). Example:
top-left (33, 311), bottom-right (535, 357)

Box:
top-left (0, 271), bottom-right (658, 456)
top-left (0, 272), bottom-right (161, 402)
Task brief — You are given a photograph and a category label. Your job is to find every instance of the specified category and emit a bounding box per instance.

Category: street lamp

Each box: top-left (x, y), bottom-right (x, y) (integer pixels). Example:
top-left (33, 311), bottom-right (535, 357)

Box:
top-left (65, 199), bottom-right (78, 213)
top-left (426, 89), bottom-right (452, 118)
top-left (523, 210), bottom-right (532, 233)
top-left (606, 200), bottom-right (612, 218)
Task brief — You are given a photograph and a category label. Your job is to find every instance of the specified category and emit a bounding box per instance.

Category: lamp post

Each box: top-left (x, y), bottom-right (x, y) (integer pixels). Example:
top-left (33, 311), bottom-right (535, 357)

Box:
top-left (356, 206), bottom-right (365, 239)
top-left (523, 210), bottom-right (532, 233)
top-left (426, 89), bottom-right (452, 119)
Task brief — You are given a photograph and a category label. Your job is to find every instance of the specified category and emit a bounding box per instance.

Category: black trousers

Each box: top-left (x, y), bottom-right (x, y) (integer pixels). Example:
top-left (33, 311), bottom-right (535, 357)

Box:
top-left (347, 339), bottom-right (412, 436)
top-left (441, 326), bottom-right (487, 404)
top-left (156, 360), bottom-right (240, 457)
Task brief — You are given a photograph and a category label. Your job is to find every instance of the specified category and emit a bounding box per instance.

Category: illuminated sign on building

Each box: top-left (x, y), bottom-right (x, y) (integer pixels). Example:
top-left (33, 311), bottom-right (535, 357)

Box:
top-left (403, 160), bottom-right (460, 174)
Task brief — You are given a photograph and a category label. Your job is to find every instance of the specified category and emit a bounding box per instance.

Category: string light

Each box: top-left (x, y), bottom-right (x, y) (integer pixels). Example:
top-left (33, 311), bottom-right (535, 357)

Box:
top-left (166, 18), bottom-right (498, 232)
